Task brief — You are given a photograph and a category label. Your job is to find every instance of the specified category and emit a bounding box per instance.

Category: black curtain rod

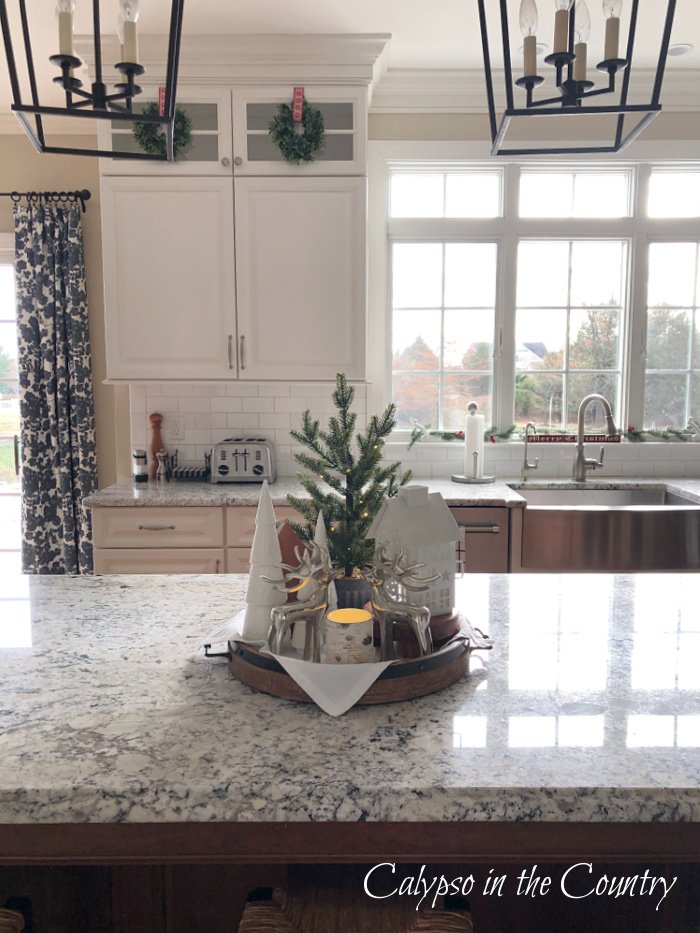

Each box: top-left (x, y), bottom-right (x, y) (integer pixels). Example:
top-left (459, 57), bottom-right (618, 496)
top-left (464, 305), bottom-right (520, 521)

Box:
top-left (0, 189), bottom-right (91, 212)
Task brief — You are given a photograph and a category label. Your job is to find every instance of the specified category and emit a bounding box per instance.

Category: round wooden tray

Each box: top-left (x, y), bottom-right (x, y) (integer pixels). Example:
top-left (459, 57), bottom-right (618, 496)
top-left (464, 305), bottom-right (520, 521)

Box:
top-left (228, 640), bottom-right (472, 706)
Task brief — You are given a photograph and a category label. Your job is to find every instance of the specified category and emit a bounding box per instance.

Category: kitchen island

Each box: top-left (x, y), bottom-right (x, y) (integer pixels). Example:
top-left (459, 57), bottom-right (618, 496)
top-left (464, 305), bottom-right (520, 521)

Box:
top-left (2, 571), bottom-right (699, 862)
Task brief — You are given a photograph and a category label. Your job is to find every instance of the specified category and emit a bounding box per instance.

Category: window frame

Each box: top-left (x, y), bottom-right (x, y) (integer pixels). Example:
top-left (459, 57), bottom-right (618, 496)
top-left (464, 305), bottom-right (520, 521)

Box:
top-left (368, 141), bottom-right (700, 436)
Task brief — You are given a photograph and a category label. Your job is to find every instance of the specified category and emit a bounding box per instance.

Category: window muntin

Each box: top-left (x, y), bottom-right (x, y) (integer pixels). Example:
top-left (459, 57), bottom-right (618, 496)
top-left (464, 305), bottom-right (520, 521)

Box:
top-left (391, 242), bottom-right (497, 430)
top-left (519, 170), bottom-right (631, 219)
top-left (648, 171), bottom-right (700, 219)
top-left (390, 170), bottom-right (502, 219)
top-left (644, 242), bottom-right (700, 429)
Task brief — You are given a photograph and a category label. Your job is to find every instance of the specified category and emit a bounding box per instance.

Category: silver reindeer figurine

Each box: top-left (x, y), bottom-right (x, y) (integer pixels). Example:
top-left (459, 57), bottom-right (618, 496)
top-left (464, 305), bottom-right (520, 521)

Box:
top-left (370, 544), bottom-right (442, 661)
top-left (263, 541), bottom-right (333, 663)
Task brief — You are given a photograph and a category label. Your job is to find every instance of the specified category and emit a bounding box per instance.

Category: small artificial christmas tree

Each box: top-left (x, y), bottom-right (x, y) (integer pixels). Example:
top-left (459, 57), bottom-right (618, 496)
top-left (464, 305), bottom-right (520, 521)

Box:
top-left (287, 373), bottom-right (412, 579)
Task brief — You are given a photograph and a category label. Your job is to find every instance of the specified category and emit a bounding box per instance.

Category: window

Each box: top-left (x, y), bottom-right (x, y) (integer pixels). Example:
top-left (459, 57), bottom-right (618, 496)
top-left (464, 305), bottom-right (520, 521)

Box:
top-left (382, 158), bottom-right (700, 434)
top-left (392, 241), bottom-right (497, 428)
top-left (519, 169), bottom-right (631, 219)
top-left (648, 170), bottom-right (700, 219)
top-left (0, 244), bottom-right (20, 579)
top-left (515, 239), bottom-right (626, 430)
top-left (644, 242), bottom-right (700, 428)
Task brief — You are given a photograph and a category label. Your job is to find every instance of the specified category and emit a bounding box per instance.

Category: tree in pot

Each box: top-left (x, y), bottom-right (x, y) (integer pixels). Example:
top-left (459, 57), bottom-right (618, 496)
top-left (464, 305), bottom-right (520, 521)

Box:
top-left (287, 373), bottom-right (412, 604)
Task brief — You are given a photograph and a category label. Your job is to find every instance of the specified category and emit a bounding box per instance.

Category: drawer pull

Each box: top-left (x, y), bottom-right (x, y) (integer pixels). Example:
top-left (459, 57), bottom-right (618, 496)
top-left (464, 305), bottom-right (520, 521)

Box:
top-left (138, 524), bottom-right (176, 531)
top-left (457, 523), bottom-right (501, 534)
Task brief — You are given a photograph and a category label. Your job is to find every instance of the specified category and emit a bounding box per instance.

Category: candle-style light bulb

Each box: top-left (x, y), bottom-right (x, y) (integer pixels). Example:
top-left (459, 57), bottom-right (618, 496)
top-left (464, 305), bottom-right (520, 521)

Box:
top-left (553, 0), bottom-right (572, 54)
top-left (520, 0), bottom-right (539, 77)
top-left (603, 0), bottom-right (623, 61)
top-left (574, 0), bottom-right (591, 43)
top-left (573, 0), bottom-right (591, 80)
top-left (602, 0), bottom-right (622, 15)
top-left (119, 0), bottom-right (140, 63)
top-left (56, 0), bottom-right (75, 57)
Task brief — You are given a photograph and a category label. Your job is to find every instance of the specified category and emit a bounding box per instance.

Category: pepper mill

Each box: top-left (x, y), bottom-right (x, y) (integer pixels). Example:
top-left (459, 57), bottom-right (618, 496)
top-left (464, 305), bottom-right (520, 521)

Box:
top-left (149, 412), bottom-right (164, 481)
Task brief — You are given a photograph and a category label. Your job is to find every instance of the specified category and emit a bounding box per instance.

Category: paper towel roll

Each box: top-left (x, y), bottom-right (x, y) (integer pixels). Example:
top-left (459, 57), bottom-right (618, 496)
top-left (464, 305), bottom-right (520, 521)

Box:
top-left (465, 411), bottom-right (485, 479)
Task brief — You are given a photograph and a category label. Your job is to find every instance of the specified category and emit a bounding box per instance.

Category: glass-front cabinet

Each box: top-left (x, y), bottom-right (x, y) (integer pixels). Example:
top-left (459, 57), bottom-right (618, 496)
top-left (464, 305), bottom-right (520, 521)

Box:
top-left (97, 86), bottom-right (233, 175)
top-left (97, 84), bottom-right (366, 176)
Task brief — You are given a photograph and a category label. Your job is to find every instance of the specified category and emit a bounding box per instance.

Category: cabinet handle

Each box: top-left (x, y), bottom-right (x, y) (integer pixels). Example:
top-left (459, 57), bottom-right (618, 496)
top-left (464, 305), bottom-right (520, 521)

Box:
top-left (233, 156), bottom-right (243, 166)
top-left (138, 524), bottom-right (176, 531)
top-left (228, 334), bottom-right (234, 370)
top-left (240, 334), bottom-right (246, 370)
top-left (221, 157), bottom-right (231, 167)
top-left (215, 559), bottom-right (221, 574)
top-left (457, 523), bottom-right (501, 534)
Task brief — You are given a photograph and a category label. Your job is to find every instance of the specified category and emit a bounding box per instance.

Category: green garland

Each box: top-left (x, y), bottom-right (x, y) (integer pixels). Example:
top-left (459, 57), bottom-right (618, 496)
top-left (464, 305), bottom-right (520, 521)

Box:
top-left (133, 103), bottom-right (193, 160)
top-left (408, 423), bottom-right (516, 449)
top-left (269, 99), bottom-right (325, 164)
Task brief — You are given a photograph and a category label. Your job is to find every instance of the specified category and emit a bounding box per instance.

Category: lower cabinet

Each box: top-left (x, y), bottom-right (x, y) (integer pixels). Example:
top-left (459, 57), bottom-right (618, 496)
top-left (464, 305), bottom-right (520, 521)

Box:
top-left (91, 504), bottom-right (511, 574)
top-left (92, 504), bottom-right (303, 574)
top-left (451, 507), bottom-right (510, 572)
top-left (94, 548), bottom-right (225, 574)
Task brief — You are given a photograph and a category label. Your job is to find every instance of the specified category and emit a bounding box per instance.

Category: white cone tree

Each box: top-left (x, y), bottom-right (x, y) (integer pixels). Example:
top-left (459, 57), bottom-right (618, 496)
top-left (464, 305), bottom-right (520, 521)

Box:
top-left (242, 481), bottom-right (287, 641)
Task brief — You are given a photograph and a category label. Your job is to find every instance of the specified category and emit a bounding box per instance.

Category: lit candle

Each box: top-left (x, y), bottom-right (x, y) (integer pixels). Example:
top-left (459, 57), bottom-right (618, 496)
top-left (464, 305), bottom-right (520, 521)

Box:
top-left (324, 608), bottom-right (375, 664)
top-left (553, 0), bottom-right (571, 54)
top-left (119, 0), bottom-right (140, 63)
top-left (56, 0), bottom-right (74, 57)
top-left (520, 0), bottom-right (539, 77)
top-left (603, 0), bottom-right (622, 60)
top-left (573, 0), bottom-right (591, 80)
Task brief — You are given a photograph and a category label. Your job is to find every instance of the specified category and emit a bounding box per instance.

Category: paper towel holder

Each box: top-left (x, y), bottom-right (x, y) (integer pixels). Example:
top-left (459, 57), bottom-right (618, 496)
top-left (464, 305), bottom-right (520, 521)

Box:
top-left (452, 402), bottom-right (495, 484)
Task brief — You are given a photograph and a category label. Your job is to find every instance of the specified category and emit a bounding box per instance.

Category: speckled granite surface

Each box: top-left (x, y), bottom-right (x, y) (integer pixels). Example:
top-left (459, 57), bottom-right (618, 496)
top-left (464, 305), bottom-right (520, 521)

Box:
top-left (84, 478), bottom-right (528, 508)
top-left (2, 573), bottom-right (700, 824)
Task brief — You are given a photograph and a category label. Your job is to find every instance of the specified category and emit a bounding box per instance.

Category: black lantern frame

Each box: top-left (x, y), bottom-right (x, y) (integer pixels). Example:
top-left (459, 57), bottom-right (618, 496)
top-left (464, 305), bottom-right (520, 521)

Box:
top-left (477, 0), bottom-right (677, 156)
top-left (0, 0), bottom-right (184, 160)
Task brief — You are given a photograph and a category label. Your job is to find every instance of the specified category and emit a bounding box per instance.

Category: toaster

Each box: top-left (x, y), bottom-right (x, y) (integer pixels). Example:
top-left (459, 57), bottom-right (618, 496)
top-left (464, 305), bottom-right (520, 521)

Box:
top-left (210, 437), bottom-right (276, 483)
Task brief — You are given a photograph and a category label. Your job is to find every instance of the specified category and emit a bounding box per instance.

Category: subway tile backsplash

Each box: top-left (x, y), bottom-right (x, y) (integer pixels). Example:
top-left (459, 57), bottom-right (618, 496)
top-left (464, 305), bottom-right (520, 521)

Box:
top-left (130, 384), bottom-right (700, 479)
top-left (130, 382), bottom-right (368, 480)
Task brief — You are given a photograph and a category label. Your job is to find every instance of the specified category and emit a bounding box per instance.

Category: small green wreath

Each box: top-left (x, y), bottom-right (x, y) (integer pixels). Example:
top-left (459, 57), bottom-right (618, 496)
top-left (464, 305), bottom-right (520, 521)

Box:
top-left (133, 102), bottom-right (193, 160)
top-left (269, 99), bottom-right (325, 164)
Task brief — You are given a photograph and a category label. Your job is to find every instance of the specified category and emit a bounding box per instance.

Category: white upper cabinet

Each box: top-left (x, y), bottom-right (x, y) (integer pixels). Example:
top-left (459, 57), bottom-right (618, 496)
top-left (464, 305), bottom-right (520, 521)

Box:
top-left (234, 176), bottom-right (367, 381)
top-left (101, 176), bottom-right (237, 380)
top-left (97, 86), bottom-right (233, 176)
top-left (231, 86), bottom-right (367, 176)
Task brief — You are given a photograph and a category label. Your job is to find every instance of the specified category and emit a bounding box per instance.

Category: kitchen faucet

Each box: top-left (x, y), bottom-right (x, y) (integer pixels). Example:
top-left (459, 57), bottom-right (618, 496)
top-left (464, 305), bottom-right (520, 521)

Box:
top-left (573, 394), bottom-right (617, 482)
top-left (521, 422), bottom-right (539, 481)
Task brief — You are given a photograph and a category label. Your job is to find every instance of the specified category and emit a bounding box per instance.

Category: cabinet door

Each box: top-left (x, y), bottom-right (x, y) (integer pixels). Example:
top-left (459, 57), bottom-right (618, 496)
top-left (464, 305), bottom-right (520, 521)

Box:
top-left (234, 176), bottom-right (366, 381)
top-left (451, 507), bottom-right (510, 572)
top-left (226, 505), bottom-right (304, 548)
top-left (98, 86), bottom-right (233, 176)
top-left (232, 86), bottom-right (366, 176)
top-left (94, 548), bottom-right (225, 574)
top-left (101, 176), bottom-right (237, 380)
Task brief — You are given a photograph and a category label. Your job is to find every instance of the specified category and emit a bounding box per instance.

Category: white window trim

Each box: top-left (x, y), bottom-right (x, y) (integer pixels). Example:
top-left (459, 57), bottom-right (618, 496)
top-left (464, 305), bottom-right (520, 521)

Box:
top-left (368, 140), bottom-right (700, 433)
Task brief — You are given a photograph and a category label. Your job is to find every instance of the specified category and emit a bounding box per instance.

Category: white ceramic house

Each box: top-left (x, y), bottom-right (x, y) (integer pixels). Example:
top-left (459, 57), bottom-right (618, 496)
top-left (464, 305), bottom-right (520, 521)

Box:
top-left (367, 485), bottom-right (461, 618)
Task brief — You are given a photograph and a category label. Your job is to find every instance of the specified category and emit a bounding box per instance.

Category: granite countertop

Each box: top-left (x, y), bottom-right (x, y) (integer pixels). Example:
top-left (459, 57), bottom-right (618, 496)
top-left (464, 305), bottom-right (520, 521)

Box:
top-left (83, 477), bottom-right (528, 508)
top-left (3, 572), bottom-right (700, 825)
top-left (84, 477), bottom-right (700, 509)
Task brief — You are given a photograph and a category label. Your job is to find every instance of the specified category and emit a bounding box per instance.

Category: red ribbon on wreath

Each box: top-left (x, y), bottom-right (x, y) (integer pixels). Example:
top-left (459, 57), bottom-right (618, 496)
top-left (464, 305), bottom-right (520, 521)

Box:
top-left (292, 86), bottom-right (304, 124)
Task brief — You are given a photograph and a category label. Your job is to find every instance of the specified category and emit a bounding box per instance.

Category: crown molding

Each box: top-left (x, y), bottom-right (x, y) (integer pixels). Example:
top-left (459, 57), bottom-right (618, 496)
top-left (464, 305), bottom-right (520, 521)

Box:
top-left (75, 33), bottom-right (391, 87)
top-left (371, 67), bottom-right (700, 113)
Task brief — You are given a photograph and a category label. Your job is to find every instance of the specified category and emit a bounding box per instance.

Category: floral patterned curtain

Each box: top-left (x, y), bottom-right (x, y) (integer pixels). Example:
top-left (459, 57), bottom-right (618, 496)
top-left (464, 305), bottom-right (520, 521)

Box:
top-left (14, 203), bottom-right (97, 574)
